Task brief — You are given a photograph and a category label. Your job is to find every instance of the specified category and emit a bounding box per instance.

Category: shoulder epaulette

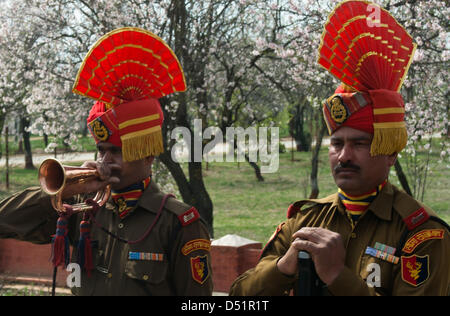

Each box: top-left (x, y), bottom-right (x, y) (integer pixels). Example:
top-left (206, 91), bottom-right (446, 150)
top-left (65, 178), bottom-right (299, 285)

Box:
top-left (287, 201), bottom-right (314, 219)
top-left (141, 182), bottom-right (201, 227)
top-left (393, 189), bottom-right (429, 231)
top-left (392, 187), bottom-right (448, 231)
top-left (287, 195), bottom-right (335, 219)
top-left (164, 197), bottom-right (200, 227)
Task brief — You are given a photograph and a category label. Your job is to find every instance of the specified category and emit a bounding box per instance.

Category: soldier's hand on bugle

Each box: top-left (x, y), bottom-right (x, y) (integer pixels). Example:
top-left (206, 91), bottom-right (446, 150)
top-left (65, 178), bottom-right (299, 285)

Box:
top-left (60, 160), bottom-right (121, 199)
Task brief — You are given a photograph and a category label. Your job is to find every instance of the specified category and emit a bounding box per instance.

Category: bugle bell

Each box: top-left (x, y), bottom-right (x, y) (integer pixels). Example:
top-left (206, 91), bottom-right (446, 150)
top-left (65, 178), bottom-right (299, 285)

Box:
top-left (38, 158), bottom-right (111, 213)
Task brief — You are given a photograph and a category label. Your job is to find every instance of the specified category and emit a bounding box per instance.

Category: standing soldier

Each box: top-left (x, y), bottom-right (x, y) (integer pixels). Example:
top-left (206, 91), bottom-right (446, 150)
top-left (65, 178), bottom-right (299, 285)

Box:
top-left (0, 28), bottom-right (213, 296)
top-left (230, 1), bottom-right (449, 296)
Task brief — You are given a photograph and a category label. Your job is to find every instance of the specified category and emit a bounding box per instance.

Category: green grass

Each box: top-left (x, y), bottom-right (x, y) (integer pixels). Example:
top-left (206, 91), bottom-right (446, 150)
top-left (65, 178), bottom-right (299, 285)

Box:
top-left (1, 145), bottom-right (449, 244)
top-left (0, 135), bottom-right (96, 155)
top-left (0, 168), bottom-right (39, 200)
top-left (0, 282), bottom-right (71, 296)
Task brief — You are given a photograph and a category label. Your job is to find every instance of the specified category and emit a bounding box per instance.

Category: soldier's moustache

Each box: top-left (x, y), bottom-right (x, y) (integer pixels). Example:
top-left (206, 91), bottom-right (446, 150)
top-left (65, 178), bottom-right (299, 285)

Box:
top-left (334, 162), bottom-right (360, 173)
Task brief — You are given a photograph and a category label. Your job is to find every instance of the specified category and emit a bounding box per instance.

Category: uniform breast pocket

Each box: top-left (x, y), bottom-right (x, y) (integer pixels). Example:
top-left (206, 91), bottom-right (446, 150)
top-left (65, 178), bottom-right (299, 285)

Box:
top-left (125, 259), bottom-right (168, 285)
top-left (360, 254), bottom-right (396, 294)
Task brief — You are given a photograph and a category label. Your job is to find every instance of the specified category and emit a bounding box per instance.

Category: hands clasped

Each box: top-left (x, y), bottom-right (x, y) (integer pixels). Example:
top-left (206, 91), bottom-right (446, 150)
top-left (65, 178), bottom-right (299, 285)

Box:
top-left (277, 227), bottom-right (346, 285)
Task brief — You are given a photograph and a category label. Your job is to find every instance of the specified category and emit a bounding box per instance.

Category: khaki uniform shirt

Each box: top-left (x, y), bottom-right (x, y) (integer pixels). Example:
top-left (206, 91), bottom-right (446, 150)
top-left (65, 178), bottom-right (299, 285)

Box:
top-left (230, 182), bottom-right (450, 296)
top-left (0, 182), bottom-right (213, 296)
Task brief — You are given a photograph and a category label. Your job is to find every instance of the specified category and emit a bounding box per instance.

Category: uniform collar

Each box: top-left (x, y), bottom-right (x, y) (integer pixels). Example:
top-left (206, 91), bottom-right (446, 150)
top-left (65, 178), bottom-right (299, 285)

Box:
top-left (320, 194), bottom-right (340, 209)
top-left (136, 181), bottom-right (166, 214)
top-left (110, 177), bottom-right (151, 219)
top-left (334, 181), bottom-right (394, 222)
top-left (311, 193), bottom-right (342, 216)
top-left (105, 179), bottom-right (161, 216)
top-left (367, 181), bottom-right (394, 222)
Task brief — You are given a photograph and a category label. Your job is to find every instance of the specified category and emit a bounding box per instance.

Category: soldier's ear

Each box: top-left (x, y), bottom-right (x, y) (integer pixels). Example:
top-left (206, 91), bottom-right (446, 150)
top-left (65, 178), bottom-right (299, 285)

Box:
top-left (145, 156), bottom-right (155, 165)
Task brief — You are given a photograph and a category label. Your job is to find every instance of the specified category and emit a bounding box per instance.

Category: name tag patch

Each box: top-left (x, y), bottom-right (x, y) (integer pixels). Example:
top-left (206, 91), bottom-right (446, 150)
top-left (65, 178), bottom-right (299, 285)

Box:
top-left (402, 229), bottom-right (444, 254)
top-left (178, 207), bottom-right (200, 226)
top-left (182, 239), bottom-right (211, 256)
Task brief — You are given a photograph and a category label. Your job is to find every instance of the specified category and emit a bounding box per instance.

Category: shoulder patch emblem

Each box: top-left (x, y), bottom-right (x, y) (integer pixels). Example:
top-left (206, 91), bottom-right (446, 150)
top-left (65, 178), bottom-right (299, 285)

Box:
top-left (178, 207), bottom-right (200, 227)
top-left (401, 255), bottom-right (429, 287)
top-left (190, 255), bottom-right (210, 284)
top-left (402, 229), bottom-right (444, 254)
top-left (182, 239), bottom-right (211, 256)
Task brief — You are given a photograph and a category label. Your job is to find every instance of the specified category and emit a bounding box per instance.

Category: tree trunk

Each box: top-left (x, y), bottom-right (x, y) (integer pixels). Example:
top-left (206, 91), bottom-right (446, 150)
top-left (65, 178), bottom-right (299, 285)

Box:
top-left (82, 120), bottom-right (89, 138)
top-left (159, 78), bottom-right (215, 236)
top-left (309, 120), bottom-right (327, 199)
top-left (5, 126), bottom-right (9, 190)
top-left (159, 151), bottom-right (214, 237)
top-left (43, 113), bottom-right (49, 148)
top-left (21, 116), bottom-right (35, 170)
top-left (232, 139), bottom-right (264, 182)
top-left (43, 134), bottom-right (48, 148)
top-left (0, 113), bottom-right (5, 160)
top-left (158, 0), bottom-right (217, 237)
top-left (188, 161), bottom-right (214, 235)
top-left (289, 103), bottom-right (311, 152)
top-left (246, 157), bottom-right (264, 182)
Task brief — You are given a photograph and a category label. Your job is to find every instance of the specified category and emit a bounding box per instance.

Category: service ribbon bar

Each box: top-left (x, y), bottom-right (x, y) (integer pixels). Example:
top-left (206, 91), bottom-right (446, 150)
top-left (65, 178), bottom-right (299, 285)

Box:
top-left (374, 242), bottom-right (396, 255)
top-left (128, 252), bottom-right (164, 261)
top-left (365, 246), bottom-right (399, 264)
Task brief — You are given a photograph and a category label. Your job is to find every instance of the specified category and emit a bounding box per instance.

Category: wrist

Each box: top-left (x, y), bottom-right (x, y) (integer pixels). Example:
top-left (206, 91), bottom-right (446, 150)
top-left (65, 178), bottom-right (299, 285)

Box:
top-left (326, 266), bottom-right (372, 296)
top-left (276, 254), bottom-right (297, 277)
top-left (322, 264), bottom-right (344, 285)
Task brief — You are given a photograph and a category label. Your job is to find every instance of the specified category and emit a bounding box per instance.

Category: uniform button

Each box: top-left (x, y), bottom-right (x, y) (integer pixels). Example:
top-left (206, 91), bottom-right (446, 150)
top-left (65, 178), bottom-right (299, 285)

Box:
top-left (351, 232), bottom-right (357, 239)
top-left (118, 223), bottom-right (124, 229)
top-left (142, 275), bottom-right (149, 281)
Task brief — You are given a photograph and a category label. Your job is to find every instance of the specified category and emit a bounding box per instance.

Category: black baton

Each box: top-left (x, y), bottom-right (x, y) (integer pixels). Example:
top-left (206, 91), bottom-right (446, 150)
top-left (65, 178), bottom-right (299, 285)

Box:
top-left (297, 251), bottom-right (322, 296)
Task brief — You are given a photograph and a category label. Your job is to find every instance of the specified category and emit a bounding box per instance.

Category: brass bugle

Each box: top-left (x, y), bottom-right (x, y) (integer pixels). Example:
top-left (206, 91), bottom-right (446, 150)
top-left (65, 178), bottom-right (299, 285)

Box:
top-left (38, 158), bottom-right (111, 213)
